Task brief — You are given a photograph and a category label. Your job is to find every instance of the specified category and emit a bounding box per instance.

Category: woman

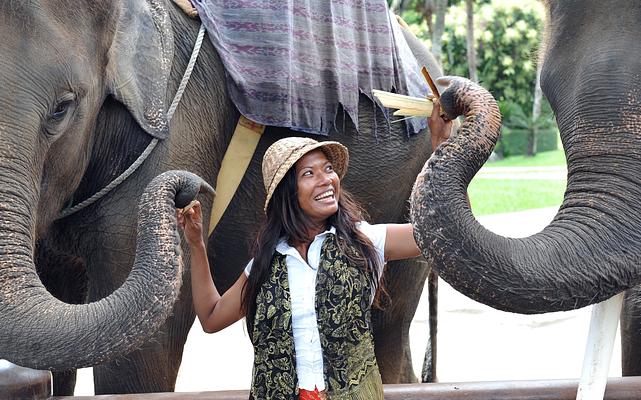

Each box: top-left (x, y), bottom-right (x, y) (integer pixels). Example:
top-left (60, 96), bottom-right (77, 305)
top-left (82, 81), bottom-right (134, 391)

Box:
top-left (178, 101), bottom-right (453, 399)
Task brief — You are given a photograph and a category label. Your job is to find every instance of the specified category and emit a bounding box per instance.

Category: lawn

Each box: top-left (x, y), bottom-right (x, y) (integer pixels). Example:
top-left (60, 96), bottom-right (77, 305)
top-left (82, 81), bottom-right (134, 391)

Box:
top-left (469, 179), bottom-right (566, 215)
top-left (468, 149), bottom-right (567, 216)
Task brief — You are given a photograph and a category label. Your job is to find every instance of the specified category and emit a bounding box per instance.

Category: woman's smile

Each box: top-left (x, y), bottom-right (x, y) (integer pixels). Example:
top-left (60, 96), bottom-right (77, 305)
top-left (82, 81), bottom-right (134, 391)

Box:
top-left (314, 189), bottom-right (335, 202)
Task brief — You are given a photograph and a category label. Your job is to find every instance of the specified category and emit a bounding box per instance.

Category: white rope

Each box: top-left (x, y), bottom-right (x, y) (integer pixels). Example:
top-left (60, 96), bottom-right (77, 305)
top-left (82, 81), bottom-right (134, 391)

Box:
top-left (58, 23), bottom-right (206, 220)
top-left (167, 23), bottom-right (206, 121)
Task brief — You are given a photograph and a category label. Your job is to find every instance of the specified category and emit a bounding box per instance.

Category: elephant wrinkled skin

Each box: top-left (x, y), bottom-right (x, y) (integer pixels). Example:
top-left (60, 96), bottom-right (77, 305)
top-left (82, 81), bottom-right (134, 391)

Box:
top-left (410, 0), bottom-right (641, 377)
top-left (0, 0), bottom-right (442, 395)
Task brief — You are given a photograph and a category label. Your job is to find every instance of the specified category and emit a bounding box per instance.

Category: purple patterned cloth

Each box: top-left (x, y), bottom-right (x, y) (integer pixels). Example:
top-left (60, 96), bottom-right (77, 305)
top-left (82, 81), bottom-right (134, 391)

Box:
top-left (191, 0), bottom-right (428, 135)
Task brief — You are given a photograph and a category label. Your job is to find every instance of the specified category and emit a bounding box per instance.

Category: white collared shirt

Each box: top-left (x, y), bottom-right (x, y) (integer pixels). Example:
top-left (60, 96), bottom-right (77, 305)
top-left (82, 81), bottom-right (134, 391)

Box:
top-left (244, 222), bottom-right (386, 391)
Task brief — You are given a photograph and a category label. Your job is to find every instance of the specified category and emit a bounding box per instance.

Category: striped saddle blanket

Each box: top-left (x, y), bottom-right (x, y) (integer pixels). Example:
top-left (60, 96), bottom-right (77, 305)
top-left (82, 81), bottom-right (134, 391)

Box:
top-left (191, 0), bottom-right (429, 136)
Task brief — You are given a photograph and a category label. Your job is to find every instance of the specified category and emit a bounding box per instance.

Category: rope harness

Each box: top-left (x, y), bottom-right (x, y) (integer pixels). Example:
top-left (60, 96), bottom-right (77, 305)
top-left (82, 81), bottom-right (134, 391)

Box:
top-left (57, 24), bottom-right (207, 220)
top-left (58, 19), bottom-right (265, 237)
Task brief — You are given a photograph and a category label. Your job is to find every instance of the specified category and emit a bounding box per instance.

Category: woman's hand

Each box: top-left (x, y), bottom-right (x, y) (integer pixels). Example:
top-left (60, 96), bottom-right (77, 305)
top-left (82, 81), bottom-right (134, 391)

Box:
top-left (177, 200), bottom-right (205, 248)
top-left (178, 200), bottom-right (247, 333)
top-left (428, 99), bottom-right (453, 151)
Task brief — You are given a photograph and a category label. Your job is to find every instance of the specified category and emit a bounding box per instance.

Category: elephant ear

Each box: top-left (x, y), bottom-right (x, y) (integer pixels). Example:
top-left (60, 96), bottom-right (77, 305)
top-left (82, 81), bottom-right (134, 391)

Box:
top-left (106, 0), bottom-right (174, 139)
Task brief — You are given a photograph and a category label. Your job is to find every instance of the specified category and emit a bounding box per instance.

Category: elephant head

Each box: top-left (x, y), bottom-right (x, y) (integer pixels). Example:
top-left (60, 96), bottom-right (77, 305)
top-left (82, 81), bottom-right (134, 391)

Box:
top-left (0, 0), bottom-right (194, 370)
top-left (410, 0), bottom-right (641, 314)
top-left (0, 0), bottom-right (173, 234)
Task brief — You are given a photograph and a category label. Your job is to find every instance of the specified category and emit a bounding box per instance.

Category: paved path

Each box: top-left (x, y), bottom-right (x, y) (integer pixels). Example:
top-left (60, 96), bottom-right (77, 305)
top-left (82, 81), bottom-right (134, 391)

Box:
top-left (74, 205), bottom-right (622, 394)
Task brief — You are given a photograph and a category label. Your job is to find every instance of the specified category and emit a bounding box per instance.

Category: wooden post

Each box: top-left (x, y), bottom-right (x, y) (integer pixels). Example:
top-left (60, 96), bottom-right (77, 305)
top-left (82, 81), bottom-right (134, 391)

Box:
top-left (0, 359), bottom-right (51, 399)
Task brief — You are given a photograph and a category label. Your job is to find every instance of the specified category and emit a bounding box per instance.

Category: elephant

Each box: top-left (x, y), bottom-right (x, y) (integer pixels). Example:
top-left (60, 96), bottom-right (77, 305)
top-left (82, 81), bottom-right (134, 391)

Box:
top-left (409, 0), bottom-right (641, 377)
top-left (0, 0), bottom-right (444, 395)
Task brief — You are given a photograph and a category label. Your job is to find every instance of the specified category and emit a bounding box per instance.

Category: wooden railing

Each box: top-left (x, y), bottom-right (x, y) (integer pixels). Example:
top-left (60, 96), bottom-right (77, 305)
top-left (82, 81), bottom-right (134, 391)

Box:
top-left (52, 377), bottom-right (641, 400)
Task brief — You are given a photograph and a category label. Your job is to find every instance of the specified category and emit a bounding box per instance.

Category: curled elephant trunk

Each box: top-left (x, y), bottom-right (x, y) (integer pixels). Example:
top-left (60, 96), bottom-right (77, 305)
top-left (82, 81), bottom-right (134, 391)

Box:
top-left (410, 77), bottom-right (641, 314)
top-left (0, 170), bottom-right (210, 371)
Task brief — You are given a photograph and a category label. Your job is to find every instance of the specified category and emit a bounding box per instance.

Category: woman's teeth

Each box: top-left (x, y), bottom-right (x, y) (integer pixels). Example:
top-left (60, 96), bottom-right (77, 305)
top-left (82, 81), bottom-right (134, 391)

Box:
top-left (315, 190), bottom-right (334, 200)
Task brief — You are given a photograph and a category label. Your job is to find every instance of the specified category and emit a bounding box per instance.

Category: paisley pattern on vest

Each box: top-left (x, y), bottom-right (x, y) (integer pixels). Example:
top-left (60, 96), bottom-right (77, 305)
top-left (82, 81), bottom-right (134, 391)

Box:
top-left (249, 234), bottom-right (383, 400)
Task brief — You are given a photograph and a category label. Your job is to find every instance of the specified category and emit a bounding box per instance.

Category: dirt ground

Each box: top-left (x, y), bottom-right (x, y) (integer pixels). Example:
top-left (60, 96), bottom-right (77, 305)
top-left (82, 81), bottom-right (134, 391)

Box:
top-left (74, 206), bottom-right (622, 394)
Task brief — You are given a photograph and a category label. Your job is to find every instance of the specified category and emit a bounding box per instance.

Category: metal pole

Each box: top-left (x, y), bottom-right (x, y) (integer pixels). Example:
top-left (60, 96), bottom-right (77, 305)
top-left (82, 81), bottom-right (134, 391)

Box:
top-left (576, 292), bottom-right (625, 400)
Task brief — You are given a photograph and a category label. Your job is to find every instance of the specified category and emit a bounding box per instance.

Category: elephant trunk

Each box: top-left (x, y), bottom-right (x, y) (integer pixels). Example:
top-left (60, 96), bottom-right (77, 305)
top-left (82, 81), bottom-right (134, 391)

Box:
top-left (0, 170), bottom-right (209, 371)
top-left (410, 77), bottom-right (641, 314)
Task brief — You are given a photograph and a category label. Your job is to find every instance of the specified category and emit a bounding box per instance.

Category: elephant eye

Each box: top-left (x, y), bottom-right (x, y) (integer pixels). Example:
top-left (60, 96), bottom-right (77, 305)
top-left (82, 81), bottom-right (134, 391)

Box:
top-left (52, 100), bottom-right (73, 120)
top-left (45, 93), bottom-right (77, 136)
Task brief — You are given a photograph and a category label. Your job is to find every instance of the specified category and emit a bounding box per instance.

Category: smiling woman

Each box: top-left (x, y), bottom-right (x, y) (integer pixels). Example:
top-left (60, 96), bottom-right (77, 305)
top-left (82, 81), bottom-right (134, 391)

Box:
top-left (177, 103), bottom-right (453, 400)
top-left (0, 0), bottom-right (454, 395)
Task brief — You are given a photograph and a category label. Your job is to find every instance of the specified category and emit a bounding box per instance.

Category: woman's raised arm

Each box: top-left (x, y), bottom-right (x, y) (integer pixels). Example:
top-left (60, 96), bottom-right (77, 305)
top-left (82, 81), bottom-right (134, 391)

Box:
top-left (178, 201), bottom-right (246, 333)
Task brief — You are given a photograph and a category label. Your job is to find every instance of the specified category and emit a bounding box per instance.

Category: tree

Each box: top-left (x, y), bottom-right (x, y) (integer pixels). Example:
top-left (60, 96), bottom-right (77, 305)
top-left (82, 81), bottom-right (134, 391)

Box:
top-left (388, 0), bottom-right (447, 64)
top-left (431, 0), bottom-right (447, 64)
top-left (395, 0), bottom-right (554, 156)
top-left (389, 0), bottom-right (407, 12)
top-left (465, 0), bottom-right (478, 82)
top-left (437, 1), bottom-right (545, 113)
top-left (529, 61), bottom-right (544, 156)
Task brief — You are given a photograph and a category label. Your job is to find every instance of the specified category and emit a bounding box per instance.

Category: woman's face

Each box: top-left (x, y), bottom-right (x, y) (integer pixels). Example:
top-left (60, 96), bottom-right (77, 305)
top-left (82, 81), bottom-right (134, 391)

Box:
top-left (294, 149), bottom-right (341, 225)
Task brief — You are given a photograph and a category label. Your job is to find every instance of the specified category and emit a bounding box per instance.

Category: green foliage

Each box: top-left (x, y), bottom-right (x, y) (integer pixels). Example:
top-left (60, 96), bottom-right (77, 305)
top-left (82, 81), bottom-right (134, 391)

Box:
top-left (397, 0), bottom-right (546, 115)
top-left (391, 0), bottom-right (566, 214)
top-left (398, 8), bottom-right (424, 26)
top-left (439, 1), bottom-right (545, 112)
top-left (496, 100), bottom-right (559, 157)
top-left (395, 0), bottom-right (556, 157)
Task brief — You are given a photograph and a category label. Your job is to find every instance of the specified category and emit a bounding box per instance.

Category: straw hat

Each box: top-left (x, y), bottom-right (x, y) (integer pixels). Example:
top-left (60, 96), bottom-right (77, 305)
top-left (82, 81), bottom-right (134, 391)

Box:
top-left (262, 137), bottom-right (349, 211)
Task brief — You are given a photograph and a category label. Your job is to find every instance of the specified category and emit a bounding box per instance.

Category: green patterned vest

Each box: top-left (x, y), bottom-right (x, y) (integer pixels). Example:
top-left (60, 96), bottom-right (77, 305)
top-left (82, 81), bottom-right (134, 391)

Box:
top-left (248, 233), bottom-right (384, 400)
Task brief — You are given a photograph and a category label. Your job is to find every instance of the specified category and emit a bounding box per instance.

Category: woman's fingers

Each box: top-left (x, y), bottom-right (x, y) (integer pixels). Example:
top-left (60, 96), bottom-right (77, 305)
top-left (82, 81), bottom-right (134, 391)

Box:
top-left (176, 202), bottom-right (201, 231)
top-left (428, 99), bottom-right (453, 149)
top-left (187, 205), bottom-right (201, 226)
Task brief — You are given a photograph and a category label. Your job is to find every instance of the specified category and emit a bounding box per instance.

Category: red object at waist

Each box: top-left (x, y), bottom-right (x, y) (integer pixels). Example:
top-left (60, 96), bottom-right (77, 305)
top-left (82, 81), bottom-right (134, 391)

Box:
top-left (299, 387), bottom-right (327, 400)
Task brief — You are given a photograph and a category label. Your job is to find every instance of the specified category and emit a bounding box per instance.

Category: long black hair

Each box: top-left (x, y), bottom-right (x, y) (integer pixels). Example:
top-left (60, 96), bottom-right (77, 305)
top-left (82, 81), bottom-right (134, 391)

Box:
top-left (241, 163), bottom-right (387, 332)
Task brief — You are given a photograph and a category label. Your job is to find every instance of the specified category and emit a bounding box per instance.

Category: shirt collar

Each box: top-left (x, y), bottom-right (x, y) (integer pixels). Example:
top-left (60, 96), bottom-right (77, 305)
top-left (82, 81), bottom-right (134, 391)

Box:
top-left (275, 226), bottom-right (336, 255)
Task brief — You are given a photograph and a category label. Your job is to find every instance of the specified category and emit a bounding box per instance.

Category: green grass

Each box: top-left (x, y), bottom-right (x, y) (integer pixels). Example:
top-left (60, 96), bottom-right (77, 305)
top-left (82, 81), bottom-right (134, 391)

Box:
top-left (484, 148), bottom-right (566, 168)
top-left (469, 179), bottom-right (566, 216)
top-left (468, 149), bottom-right (567, 216)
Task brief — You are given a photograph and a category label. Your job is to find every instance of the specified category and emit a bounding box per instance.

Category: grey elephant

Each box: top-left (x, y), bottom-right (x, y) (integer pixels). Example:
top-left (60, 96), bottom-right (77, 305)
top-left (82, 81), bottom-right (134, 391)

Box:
top-left (0, 0), bottom-right (443, 395)
top-left (410, 0), bottom-right (641, 378)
